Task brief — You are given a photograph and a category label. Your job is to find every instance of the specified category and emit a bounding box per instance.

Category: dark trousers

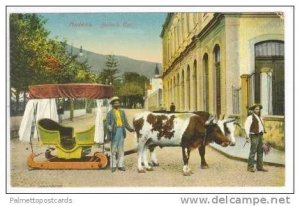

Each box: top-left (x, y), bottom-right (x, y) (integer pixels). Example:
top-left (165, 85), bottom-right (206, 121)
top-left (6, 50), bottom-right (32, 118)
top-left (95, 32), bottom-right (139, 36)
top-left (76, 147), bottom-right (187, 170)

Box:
top-left (248, 133), bottom-right (264, 169)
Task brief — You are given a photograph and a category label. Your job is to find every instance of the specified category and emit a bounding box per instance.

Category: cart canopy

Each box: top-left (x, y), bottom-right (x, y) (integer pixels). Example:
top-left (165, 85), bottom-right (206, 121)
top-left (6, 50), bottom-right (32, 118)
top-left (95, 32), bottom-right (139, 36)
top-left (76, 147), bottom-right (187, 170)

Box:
top-left (19, 84), bottom-right (113, 143)
top-left (28, 83), bottom-right (113, 99)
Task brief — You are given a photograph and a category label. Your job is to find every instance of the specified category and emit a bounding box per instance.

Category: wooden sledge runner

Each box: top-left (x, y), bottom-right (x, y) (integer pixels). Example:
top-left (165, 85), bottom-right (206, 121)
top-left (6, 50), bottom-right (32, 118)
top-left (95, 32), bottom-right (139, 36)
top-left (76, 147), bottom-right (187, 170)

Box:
top-left (27, 152), bottom-right (108, 170)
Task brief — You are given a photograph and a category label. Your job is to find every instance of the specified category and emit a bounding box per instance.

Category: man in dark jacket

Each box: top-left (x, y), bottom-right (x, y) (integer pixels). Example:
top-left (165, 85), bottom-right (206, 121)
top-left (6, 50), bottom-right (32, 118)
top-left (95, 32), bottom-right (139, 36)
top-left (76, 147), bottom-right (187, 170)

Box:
top-left (106, 96), bottom-right (134, 172)
top-left (244, 103), bottom-right (268, 172)
top-left (170, 102), bottom-right (176, 112)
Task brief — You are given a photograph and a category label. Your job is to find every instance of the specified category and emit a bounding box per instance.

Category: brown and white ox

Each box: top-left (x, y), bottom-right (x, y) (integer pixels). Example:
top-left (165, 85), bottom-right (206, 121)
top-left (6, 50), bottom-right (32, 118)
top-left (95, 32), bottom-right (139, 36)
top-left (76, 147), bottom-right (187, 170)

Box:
top-left (133, 111), bottom-right (236, 176)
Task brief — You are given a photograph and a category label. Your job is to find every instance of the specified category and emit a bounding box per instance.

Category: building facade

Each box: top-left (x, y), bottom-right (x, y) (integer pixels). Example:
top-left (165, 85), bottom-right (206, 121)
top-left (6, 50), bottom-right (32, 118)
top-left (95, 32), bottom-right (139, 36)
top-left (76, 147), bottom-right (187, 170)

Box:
top-left (145, 65), bottom-right (163, 111)
top-left (161, 12), bottom-right (284, 149)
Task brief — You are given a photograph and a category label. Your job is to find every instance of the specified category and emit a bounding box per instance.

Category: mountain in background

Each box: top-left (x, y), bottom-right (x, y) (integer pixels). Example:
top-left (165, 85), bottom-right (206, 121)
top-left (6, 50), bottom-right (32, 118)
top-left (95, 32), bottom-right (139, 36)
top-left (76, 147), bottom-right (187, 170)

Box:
top-left (68, 45), bottom-right (162, 79)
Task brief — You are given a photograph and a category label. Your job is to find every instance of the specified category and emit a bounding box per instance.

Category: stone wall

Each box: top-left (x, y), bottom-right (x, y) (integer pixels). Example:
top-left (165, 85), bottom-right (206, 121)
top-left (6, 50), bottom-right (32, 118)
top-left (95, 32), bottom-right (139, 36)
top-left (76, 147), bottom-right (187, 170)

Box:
top-left (263, 116), bottom-right (285, 151)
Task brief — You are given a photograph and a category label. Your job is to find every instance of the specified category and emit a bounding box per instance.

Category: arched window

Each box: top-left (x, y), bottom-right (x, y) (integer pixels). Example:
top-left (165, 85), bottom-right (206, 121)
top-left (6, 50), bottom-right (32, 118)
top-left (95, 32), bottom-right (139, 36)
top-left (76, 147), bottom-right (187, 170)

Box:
top-left (177, 23), bottom-right (180, 47)
top-left (175, 73), bottom-right (182, 108)
top-left (213, 45), bottom-right (221, 117)
top-left (186, 65), bottom-right (191, 111)
top-left (203, 53), bottom-right (209, 112)
top-left (181, 70), bottom-right (185, 111)
top-left (193, 60), bottom-right (197, 111)
top-left (172, 77), bottom-right (175, 104)
top-left (255, 40), bottom-right (284, 115)
top-left (168, 80), bottom-right (171, 107)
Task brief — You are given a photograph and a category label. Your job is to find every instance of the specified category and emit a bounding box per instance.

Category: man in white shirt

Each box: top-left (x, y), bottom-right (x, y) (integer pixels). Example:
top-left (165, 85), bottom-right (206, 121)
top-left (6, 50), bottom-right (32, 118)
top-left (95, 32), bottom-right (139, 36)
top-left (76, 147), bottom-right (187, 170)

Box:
top-left (244, 103), bottom-right (268, 172)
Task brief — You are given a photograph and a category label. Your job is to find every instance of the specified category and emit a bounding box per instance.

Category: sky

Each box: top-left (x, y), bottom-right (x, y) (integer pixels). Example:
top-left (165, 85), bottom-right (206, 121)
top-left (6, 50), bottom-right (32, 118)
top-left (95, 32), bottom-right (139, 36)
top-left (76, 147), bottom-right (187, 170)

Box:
top-left (41, 13), bottom-right (167, 63)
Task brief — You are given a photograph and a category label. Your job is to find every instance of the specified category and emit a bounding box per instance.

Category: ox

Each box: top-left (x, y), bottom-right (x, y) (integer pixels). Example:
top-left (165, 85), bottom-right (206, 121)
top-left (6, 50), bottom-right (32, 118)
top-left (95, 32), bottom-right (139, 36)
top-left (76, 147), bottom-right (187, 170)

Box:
top-left (133, 111), bottom-right (236, 176)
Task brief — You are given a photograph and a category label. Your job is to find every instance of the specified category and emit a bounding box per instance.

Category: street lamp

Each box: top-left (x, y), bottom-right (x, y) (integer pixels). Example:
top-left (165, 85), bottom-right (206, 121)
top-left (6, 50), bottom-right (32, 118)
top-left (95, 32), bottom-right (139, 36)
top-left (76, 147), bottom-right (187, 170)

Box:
top-left (68, 44), bottom-right (83, 58)
top-left (79, 46), bottom-right (83, 56)
top-left (67, 44), bottom-right (84, 121)
top-left (69, 43), bottom-right (74, 58)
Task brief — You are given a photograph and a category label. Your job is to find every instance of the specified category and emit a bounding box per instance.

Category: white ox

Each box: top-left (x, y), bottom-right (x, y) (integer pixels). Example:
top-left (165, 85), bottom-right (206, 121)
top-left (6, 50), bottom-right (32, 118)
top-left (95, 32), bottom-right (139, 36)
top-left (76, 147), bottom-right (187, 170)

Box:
top-left (133, 111), bottom-right (237, 176)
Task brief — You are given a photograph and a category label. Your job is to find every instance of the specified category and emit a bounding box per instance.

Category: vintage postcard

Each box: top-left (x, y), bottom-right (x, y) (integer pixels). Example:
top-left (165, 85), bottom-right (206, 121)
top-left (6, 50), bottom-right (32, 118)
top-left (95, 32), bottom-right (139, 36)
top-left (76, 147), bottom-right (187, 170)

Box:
top-left (5, 5), bottom-right (295, 203)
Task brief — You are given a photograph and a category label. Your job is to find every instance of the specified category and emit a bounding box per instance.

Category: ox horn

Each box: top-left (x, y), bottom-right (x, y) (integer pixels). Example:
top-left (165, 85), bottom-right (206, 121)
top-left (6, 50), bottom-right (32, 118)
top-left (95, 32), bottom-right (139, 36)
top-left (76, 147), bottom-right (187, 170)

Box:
top-left (223, 118), bottom-right (236, 124)
top-left (213, 115), bottom-right (218, 124)
top-left (205, 115), bottom-right (214, 125)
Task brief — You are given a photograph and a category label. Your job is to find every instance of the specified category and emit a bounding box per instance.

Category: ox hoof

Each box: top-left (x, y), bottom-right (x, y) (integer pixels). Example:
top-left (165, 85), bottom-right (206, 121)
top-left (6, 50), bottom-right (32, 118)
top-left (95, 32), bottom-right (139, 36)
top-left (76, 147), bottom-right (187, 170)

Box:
top-left (183, 171), bottom-right (191, 176)
top-left (138, 169), bottom-right (146, 173)
top-left (146, 167), bottom-right (154, 171)
top-left (201, 165), bottom-right (209, 169)
top-left (150, 162), bottom-right (160, 167)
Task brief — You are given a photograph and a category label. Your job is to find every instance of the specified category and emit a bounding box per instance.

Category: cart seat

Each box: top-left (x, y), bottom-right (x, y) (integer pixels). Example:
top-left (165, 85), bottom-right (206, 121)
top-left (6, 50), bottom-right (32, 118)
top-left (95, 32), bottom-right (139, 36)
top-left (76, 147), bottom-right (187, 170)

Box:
top-left (38, 118), bottom-right (75, 150)
top-left (37, 118), bottom-right (95, 159)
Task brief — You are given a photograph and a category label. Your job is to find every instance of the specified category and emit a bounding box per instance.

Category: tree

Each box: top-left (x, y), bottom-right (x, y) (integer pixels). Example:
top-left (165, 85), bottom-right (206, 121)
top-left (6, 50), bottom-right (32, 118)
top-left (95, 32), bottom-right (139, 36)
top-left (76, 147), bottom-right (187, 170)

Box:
top-left (98, 55), bottom-right (120, 84)
top-left (10, 13), bottom-right (97, 116)
top-left (123, 72), bottom-right (149, 85)
top-left (74, 58), bottom-right (96, 83)
top-left (117, 72), bottom-right (149, 108)
top-left (43, 40), bottom-right (96, 84)
top-left (118, 82), bottom-right (144, 108)
top-left (10, 14), bottom-right (50, 113)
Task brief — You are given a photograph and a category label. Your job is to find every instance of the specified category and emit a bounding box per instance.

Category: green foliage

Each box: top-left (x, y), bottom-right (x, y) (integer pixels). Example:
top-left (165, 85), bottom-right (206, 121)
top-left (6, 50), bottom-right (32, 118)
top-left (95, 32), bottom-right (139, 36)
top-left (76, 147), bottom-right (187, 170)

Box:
top-left (98, 55), bottom-right (120, 84)
top-left (116, 72), bottom-right (149, 108)
top-left (10, 13), bottom-right (96, 114)
top-left (10, 13), bottom-right (96, 87)
top-left (118, 82), bottom-right (144, 96)
top-left (10, 14), bottom-right (49, 91)
top-left (123, 72), bottom-right (148, 84)
top-left (105, 54), bottom-right (119, 69)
